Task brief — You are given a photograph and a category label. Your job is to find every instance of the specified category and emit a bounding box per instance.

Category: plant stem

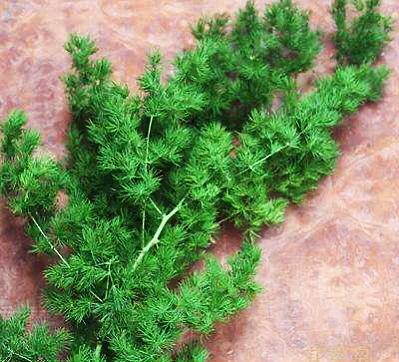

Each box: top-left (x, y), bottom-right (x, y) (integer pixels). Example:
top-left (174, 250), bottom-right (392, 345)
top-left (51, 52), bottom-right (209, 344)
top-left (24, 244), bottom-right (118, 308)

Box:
top-left (30, 214), bottom-right (70, 267)
top-left (145, 115), bottom-right (154, 166)
top-left (4, 346), bottom-right (31, 362)
top-left (30, 214), bottom-right (103, 303)
top-left (133, 199), bottom-right (184, 272)
top-left (150, 197), bottom-right (162, 215)
top-left (142, 114), bottom-right (154, 247)
top-left (94, 343), bottom-right (102, 360)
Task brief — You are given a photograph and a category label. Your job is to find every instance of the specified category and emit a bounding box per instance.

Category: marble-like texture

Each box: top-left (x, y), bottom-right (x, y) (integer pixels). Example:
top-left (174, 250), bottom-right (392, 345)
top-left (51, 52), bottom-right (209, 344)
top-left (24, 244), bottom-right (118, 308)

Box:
top-left (1, 0), bottom-right (399, 361)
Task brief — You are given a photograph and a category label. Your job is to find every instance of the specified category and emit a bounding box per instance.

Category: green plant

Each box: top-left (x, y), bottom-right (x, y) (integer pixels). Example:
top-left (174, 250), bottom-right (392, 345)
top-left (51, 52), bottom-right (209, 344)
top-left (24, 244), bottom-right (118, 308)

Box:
top-left (0, 1), bottom-right (391, 361)
top-left (0, 308), bottom-right (71, 362)
top-left (332, 0), bottom-right (392, 65)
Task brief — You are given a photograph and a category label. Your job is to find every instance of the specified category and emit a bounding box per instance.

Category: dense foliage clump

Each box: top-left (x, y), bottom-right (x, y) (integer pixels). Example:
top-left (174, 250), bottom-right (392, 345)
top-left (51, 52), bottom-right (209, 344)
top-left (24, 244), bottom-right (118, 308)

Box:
top-left (0, 308), bottom-right (71, 362)
top-left (0, 1), bottom-right (391, 361)
top-left (332, 0), bottom-right (392, 65)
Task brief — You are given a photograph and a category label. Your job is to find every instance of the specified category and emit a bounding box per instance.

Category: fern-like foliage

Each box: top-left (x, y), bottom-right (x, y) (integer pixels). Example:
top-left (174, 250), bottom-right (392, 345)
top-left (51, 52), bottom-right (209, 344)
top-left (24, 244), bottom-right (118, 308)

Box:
top-left (332, 0), bottom-right (392, 65)
top-left (0, 308), bottom-right (71, 361)
top-left (0, 1), bottom-right (391, 361)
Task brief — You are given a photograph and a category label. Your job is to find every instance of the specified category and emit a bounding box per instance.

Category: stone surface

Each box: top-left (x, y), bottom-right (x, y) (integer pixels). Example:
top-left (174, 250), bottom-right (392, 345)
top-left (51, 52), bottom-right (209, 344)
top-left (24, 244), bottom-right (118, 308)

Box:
top-left (1, 0), bottom-right (399, 361)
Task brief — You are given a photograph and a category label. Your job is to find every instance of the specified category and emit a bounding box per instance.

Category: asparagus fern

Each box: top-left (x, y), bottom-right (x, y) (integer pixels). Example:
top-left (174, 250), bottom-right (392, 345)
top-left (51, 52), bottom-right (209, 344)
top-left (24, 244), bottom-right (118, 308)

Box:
top-left (0, 1), bottom-right (391, 361)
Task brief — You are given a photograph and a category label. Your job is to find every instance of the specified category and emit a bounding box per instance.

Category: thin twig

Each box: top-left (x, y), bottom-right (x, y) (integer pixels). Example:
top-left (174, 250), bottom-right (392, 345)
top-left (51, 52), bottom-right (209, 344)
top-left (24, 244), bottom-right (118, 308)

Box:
top-left (30, 214), bottom-right (70, 267)
top-left (150, 197), bottom-right (162, 215)
top-left (105, 260), bottom-right (113, 300)
top-left (145, 115), bottom-right (154, 167)
top-left (141, 210), bottom-right (146, 248)
top-left (132, 199), bottom-right (184, 272)
top-left (3, 346), bottom-right (31, 362)
top-left (238, 143), bottom-right (290, 175)
top-left (142, 115), bottom-right (154, 246)
top-left (238, 127), bottom-right (307, 175)
top-left (218, 215), bottom-right (233, 224)
top-left (30, 214), bottom-right (103, 303)
top-left (89, 291), bottom-right (103, 303)
top-left (94, 343), bottom-right (102, 359)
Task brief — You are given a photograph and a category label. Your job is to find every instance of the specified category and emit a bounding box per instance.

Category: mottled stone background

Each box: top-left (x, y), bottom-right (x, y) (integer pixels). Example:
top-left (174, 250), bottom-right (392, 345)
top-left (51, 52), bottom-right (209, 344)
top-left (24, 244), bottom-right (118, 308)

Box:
top-left (1, 1), bottom-right (399, 361)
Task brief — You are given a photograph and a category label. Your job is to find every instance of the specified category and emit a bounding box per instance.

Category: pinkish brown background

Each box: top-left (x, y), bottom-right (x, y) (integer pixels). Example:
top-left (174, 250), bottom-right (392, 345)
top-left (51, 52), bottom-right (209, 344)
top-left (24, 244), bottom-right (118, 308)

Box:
top-left (1, 1), bottom-right (399, 361)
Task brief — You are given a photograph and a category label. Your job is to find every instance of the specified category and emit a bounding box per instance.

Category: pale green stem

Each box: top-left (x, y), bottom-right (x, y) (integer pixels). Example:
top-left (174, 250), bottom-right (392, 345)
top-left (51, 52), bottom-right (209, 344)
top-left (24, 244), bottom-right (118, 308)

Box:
top-left (30, 214), bottom-right (103, 303)
top-left (239, 128), bottom-right (307, 175)
top-left (30, 214), bottom-right (69, 267)
top-left (141, 210), bottom-right (146, 248)
top-left (150, 197), bottom-right (162, 215)
top-left (145, 115), bottom-right (154, 167)
top-left (132, 199), bottom-right (184, 272)
top-left (4, 347), bottom-right (31, 362)
top-left (94, 343), bottom-right (102, 360)
top-left (142, 115), bottom-right (154, 246)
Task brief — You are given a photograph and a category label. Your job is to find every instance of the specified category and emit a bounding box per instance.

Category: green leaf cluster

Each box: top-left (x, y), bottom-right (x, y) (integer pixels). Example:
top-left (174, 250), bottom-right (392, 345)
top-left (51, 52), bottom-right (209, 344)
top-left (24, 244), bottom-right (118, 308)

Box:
top-left (0, 308), bottom-right (71, 362)
top-left (0, 1), bottom-right (391, 361)
top-left (332, 0), bottom-right (392, 65)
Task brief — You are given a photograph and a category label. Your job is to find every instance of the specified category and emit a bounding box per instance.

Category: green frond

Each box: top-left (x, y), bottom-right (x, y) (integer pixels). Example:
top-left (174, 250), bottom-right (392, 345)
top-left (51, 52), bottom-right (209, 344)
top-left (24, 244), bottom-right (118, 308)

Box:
top-left (0, 1), bottom-right (390, 361)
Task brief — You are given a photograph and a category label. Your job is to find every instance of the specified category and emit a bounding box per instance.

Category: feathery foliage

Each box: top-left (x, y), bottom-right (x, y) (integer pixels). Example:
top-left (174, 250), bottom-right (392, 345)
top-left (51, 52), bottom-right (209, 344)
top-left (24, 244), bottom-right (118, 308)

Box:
top-left (332, 0), bottom-right (392, 65)
top-left (0, 308), bottom-right (71, 361)
top-left (0, 1), bottom-right (391, 361)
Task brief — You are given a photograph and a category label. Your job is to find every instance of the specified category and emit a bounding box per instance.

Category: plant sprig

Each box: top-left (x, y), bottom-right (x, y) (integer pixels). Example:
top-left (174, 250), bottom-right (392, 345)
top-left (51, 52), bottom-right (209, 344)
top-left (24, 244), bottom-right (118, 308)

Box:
top-left (0, 1), bottom-right (391, 361)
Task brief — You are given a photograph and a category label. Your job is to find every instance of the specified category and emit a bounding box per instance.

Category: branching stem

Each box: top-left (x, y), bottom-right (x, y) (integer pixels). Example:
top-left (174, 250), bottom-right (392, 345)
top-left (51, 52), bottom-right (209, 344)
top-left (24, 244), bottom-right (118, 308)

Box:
top-left (238, 128), bottom-right (307, 175)
top-left (4, 346), bottom-right (31, 362)
top-left (30, 214), bottom-right (70, 267)
top-left (133, 199), bottom-right (184, 272)
top-left (30, 214), bottom-right (103, 303)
